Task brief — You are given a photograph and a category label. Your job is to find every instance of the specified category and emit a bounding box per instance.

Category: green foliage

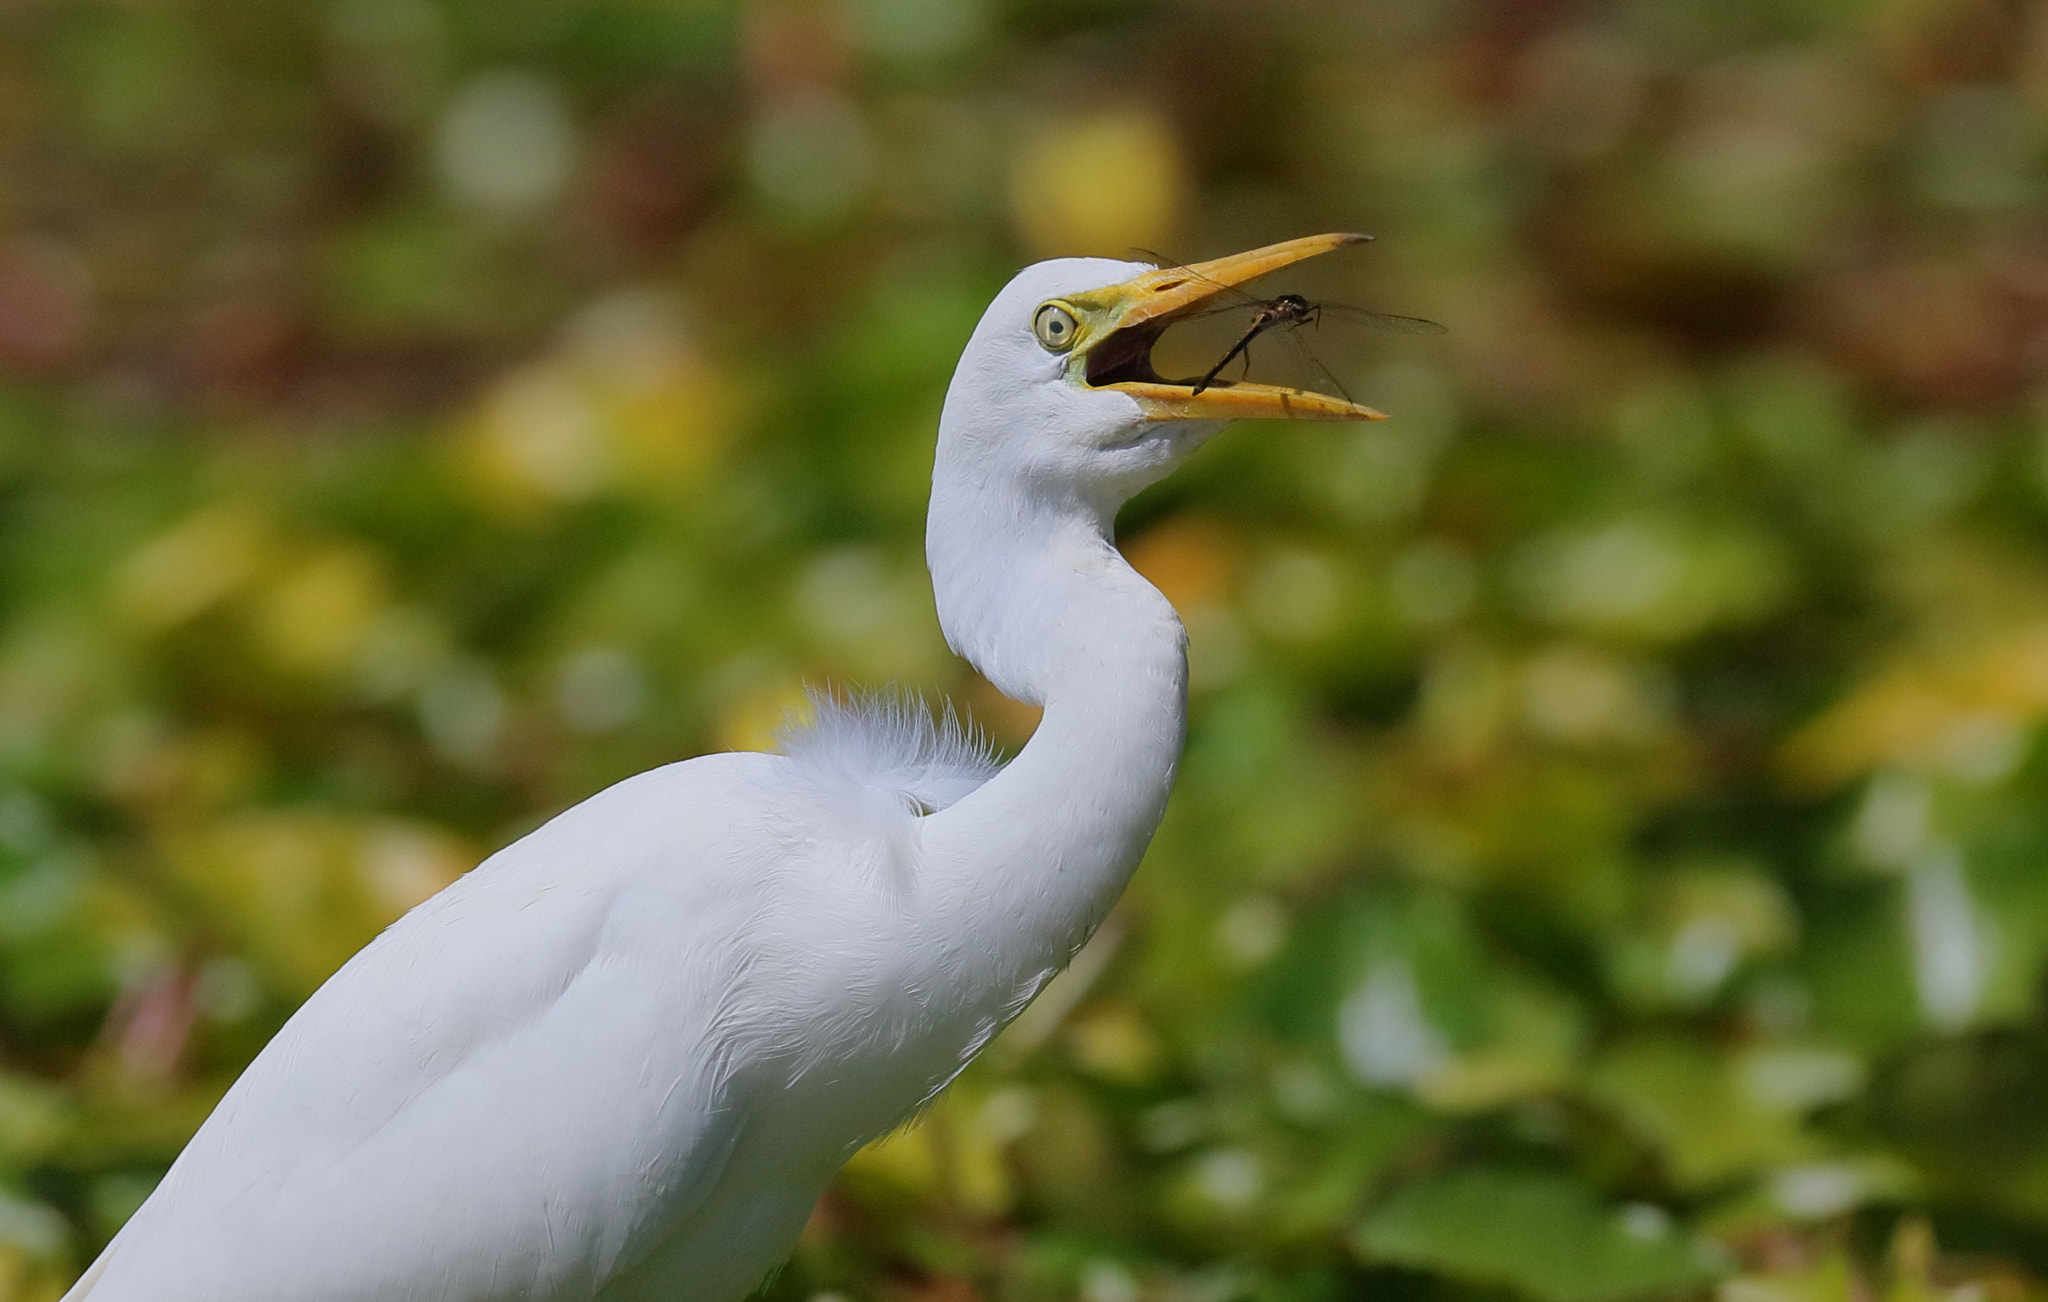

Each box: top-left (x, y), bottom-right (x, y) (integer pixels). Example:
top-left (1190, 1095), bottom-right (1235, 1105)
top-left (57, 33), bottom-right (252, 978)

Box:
top-left (1356, 1170), bottom-right (1725, 1302)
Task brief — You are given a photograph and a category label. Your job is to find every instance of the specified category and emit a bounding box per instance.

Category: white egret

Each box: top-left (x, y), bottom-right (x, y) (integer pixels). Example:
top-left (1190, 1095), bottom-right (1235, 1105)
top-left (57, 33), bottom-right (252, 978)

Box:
top-left (65, 234), bottom-right (1387, 1302)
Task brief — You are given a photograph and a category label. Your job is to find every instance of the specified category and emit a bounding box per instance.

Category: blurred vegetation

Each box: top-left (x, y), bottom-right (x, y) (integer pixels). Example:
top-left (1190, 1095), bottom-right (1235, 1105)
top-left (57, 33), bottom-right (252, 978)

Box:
top-left (2, 0), bottom-right (2048, 1300)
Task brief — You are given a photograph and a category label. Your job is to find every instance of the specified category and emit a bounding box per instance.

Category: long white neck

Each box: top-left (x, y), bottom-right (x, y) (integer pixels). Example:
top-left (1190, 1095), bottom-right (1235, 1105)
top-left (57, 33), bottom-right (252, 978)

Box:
top-left (919, 450), bottom-right (1189, 984)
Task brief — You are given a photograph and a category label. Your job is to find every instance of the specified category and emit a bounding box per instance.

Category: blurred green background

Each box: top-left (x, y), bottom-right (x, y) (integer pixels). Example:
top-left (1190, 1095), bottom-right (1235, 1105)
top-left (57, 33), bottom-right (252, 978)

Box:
top-left (3, 0), bottom-right (2048, 1299)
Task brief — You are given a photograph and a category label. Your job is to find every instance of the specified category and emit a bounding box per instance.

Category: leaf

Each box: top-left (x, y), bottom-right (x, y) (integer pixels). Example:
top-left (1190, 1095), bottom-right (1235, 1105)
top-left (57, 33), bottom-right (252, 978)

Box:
top-left (1589, 1036), bottom-right (1811, 1188)
top-left (1354, 1170), bottom-right (1725, 1302)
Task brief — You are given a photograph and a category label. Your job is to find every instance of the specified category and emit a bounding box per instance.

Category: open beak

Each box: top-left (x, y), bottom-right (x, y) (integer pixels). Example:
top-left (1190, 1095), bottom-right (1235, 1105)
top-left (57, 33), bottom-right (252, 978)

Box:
top-left (1065, 233), bottom-right (1388, 422)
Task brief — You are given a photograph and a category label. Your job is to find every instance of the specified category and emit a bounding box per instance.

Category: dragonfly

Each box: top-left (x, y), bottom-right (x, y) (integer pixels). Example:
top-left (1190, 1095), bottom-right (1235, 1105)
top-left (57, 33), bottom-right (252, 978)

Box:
top-left (1134, 248), bottom-right (1446, 403)
top-left (1191, 291), bottom-right (1446, 395)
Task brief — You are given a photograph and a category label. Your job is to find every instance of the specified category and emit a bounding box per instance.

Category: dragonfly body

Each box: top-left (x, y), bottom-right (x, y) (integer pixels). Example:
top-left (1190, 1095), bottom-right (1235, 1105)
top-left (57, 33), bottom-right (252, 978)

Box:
top-left (1155, 260), bottom-right (1445, 399)
top-left (1192, 293), bottom-right (1321, 395)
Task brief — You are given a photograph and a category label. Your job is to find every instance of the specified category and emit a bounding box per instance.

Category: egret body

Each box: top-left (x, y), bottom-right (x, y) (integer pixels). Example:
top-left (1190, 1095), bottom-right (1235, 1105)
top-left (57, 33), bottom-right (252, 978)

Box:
top-left (66, 236), bottom-right (1386, 1302)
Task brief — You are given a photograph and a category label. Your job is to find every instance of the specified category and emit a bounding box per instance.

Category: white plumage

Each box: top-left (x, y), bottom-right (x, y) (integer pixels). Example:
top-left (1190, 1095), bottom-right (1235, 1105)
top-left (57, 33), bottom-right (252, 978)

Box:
top-left (65, 237), bottom-right (1382, 1301)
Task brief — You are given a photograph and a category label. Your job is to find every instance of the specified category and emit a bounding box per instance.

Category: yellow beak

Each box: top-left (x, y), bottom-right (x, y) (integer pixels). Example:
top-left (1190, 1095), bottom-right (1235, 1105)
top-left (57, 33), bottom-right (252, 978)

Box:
top-left (1064, 233), bottom-right (1389, 422)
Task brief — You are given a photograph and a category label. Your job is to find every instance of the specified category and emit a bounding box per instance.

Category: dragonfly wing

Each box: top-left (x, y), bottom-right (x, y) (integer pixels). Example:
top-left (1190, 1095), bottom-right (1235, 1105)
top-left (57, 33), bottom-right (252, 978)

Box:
top-left (1323, 305), bottom-right (1448, 335)
top-left (1271, 322), bottom-right (1359, 407)
top-left (1184, 301), bottom-right (1264, 320)
top-left (1130, 249), bottom-right (1270, 311)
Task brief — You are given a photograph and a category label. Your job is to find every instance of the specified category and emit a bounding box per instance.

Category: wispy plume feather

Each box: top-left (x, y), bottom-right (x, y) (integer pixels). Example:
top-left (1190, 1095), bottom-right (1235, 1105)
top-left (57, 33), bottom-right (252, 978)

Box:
top-left (776, 687), bottom-right (999, 815)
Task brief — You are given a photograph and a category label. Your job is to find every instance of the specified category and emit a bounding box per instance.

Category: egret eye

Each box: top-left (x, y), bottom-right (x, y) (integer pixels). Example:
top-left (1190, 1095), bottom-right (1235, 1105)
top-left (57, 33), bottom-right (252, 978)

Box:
top-left (1033, 302), bottom-right (1079, 353)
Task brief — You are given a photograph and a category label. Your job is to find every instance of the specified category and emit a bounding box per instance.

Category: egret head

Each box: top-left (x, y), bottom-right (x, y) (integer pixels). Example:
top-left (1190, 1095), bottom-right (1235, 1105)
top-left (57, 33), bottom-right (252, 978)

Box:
top-left (929, 235), bottom-right (1393, 697)
top-left (935, 233), bottom-right (1387, 517)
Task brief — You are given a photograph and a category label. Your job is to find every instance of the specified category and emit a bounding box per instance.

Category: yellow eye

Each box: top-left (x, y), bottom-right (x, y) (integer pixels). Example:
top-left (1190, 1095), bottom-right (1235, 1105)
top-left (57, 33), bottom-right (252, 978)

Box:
top-left (1032, 302), bottom-right (1079, 352)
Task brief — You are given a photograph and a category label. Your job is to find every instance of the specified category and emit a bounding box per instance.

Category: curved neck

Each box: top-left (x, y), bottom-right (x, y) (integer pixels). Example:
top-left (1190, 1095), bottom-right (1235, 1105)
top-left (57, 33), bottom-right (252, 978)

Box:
top-left (921, 470), bottom-right (1189, 976)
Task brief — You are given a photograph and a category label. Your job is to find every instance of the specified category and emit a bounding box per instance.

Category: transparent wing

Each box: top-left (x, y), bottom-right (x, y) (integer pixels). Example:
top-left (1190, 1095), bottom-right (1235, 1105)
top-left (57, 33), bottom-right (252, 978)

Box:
top-left (1270, 325), bottom-right (1358, 407)
top-left (1320, 304), bottom-right (1449, 335)
top-left (1184, 300), bottom-right (1265, 320)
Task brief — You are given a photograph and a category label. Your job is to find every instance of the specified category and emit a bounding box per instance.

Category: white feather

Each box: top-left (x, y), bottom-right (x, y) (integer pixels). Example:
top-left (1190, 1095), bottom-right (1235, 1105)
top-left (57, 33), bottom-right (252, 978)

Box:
top-left (64, 254), bottom-right (1206, 1302)
top-left (777, 688), bottom-right (998, 816)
